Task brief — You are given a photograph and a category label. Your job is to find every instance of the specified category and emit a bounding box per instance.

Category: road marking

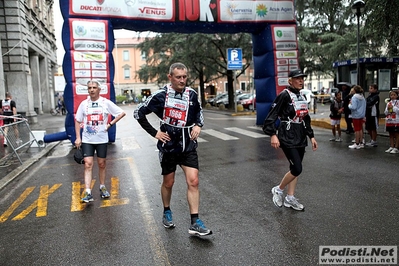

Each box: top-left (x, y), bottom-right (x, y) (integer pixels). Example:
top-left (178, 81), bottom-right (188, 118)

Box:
top-left (225, 127), bottom-right (267, 138)
top-left (0, 187), bottom-right (35, 223)
top-left (0, 184), bottom-right (62, 222)
top-left (71, 178), bottom-right (129, 211)
top-left (201, 129), bottom-right (239, 140)
top-left (127, 157), bottom-right (171, 266)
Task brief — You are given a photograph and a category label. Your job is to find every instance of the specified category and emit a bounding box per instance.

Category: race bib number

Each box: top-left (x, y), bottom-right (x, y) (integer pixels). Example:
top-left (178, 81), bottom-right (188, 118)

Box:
top-left (165, 107), bottom-right (186, 121)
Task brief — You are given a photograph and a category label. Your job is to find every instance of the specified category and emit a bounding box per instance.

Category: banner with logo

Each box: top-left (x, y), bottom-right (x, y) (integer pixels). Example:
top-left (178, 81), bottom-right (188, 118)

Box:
top-left (52, 0), bottom-right (298, 145)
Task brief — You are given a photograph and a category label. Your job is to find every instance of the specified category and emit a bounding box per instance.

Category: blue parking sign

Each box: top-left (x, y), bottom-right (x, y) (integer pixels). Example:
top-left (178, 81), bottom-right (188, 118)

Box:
top-left (227, 48), bottom-right (243, 70)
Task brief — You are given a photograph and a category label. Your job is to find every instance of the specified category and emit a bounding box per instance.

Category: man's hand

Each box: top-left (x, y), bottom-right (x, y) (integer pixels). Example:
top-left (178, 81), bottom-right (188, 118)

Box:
top-left (190, 125), bottom-right (201, 140)
top-left (155, 131), bottom-right (171, 143)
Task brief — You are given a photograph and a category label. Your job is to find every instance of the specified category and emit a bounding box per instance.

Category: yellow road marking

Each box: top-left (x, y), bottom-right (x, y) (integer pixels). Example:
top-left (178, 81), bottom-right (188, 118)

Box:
top-left (100, 177), bottom-right (129, 207)
top-left (12, 184), bottom-right (62, 221)
top-left (0, 187), bottom-right (35, 223)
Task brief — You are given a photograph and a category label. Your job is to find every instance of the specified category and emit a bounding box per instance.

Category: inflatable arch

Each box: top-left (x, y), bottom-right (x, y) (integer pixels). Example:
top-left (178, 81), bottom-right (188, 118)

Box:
top-left (45, 0), bottom-right (301, 144)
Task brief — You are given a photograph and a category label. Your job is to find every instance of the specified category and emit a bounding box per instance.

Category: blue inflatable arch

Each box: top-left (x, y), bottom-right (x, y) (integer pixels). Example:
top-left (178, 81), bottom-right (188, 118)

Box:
top-left (45, 0), bottom-right (301, 144)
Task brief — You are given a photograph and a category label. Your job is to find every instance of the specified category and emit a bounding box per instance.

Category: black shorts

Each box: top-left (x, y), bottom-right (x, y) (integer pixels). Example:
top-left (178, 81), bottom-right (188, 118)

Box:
top-left (2, 117), bottom-right (14, 124)
top-left (365, 116), bottom-right (378, 131)
top-left (159, 151), bottom-right (199, 175)
top-left (81, 143), bottom-right (108, 158)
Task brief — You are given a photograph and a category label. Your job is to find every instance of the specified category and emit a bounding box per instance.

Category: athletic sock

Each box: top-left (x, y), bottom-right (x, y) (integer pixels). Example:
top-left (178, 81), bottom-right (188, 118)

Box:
top-left (191, 214), bottom-right (199, 224)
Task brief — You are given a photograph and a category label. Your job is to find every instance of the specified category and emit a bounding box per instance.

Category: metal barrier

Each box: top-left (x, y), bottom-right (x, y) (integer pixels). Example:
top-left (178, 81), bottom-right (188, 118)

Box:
top-left (0, 115), bottom-right (41, 166)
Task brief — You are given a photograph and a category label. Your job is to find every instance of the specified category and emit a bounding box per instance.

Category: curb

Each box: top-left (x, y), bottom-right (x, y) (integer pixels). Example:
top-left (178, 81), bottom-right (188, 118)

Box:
top-left (0, 141), bottom-right (60, 190)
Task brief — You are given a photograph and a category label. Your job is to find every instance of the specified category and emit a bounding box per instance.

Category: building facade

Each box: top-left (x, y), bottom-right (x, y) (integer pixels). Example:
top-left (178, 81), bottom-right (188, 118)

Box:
top-left (113, 37), bottom-right (159, 100)
top-left (0, 0), bottom-right (57, 123)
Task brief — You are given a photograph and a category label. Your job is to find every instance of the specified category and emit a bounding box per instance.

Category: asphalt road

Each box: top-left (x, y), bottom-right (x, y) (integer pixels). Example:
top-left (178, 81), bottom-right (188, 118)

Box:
top-left (0, 105), bottom-right (398, 266)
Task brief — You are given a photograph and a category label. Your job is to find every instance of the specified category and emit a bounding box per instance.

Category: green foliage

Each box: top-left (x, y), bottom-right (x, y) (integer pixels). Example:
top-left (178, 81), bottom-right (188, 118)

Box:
top-left (115, 95), bottom-right (127, 104)
top-left (137, 33), bottom-right (253, 109)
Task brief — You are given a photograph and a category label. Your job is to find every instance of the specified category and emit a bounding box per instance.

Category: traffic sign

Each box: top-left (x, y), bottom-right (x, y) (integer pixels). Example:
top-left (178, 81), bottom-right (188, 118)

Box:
top-left (227, 48), bottom-right (243, 70)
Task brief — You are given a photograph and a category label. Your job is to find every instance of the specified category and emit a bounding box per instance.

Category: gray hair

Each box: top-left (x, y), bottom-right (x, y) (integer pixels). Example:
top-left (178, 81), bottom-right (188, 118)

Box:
top-left (169, 63), bottom-right (187, 75)
top-left (87, 80), bottom-right (101, 87)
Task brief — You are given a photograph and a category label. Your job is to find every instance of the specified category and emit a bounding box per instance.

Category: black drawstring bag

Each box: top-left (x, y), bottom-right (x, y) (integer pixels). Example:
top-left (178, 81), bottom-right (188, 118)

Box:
top-left (74, 147), bottom-right (85, 164)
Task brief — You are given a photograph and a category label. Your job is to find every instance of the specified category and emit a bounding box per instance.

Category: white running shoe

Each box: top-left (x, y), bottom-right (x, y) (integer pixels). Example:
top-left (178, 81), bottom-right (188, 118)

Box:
top-left (348, 143), bottom-right (360, 149)
top-left (271, 186), bottom-right (283, 208)
top-left (390, 148), bottom-right (399, 154)
top-left (385, 147), bottom-right (394, 153)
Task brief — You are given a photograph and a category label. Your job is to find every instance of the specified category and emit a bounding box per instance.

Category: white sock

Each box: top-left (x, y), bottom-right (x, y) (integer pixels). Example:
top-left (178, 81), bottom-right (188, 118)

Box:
top-left (286, 195), bottom-right (295, 200)
top-left (275, 186), bottom-right (283, 193)
top-left (100, 184), bottom-right (105, 189)
top-left (86, 188), bottom-right (91, 194)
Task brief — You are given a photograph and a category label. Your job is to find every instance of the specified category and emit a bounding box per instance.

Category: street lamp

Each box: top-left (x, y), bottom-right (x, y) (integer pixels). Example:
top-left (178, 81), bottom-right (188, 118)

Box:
top-left (351, 0), bottom-right (365, 85)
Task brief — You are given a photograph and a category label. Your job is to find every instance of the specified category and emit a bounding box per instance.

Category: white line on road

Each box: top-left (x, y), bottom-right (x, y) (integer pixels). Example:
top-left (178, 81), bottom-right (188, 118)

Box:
top-left (128, 157), bottom-right (171, 266)
top-left (201, 129), bottom-right (239, 140)
top-left (225, 127), bottom-right (267, 138)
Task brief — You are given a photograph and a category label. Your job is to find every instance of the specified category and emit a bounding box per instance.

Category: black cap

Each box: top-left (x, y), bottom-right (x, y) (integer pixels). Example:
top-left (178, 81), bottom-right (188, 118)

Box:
top-left (289, 69), bottom-right (307, 78)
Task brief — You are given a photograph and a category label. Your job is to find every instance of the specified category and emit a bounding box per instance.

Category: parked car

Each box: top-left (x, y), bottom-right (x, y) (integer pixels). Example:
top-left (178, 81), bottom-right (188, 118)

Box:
top-left (300, 88), bottom-right (314, 108)
top-left (238, 94), bottom-right (256, 110)
top-left (207, 92), bottom-right (227, 106)
top-left (216, 92), bottom-right (245, 108)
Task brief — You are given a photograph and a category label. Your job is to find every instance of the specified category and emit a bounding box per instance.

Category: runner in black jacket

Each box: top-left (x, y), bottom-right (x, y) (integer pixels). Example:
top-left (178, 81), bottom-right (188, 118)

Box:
top-left (134, 62), bottom-right (211, 236)
top-left (263, 69), bottom-right (318, 211)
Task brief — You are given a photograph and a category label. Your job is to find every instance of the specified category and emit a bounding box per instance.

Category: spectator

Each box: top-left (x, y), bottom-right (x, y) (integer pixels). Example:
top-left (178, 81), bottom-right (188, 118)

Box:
top-left (0, 92), bottom-right (21, 146)
top-left (342, 85), bottom-right (354, 134)
top-left (384, 90), bottom-right (399, 153)
top-left (365, 84), bottom-right (380, 147)
top-left (348, 86), bottom-right (366, 149)
top-left (329, 91), bottom-right (344, 142)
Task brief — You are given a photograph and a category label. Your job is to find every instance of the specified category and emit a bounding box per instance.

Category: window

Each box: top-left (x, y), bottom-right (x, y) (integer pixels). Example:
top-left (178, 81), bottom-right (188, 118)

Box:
top-left (141, 51), bottom-right (146, 60)
top-left (123, 50), bottom-right (129, 61)
top-left (124, 68), bottom-right (130, 79)
top-left (240, 82), bottom-right (246, 91)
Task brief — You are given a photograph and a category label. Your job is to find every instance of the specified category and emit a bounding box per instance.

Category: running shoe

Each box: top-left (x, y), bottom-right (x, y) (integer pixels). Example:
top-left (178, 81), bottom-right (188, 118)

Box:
top-left (284, 196), bottom-right (304, 211)
top-left (81, 192), bottom-right (93, 203)
top-left (162, 210), bottom-right (175, 228)
top-left (99, 187), bottom-right (110, 198)
top-left (390, 148), bottom-right (399, 154)
top-left (271, 186), bottom-right (283, 207)
top-left (348, 143), bottom-right (360, 149)
top-left (329, 137), bottom-right (336, 141)
top-left (365, 140), bottom-right (377, 147)
top-left (188, 218), bottom-right (212, 236)
top-left (385, 147), bottom-right (394, 153)
top-left (335, 138), bottom-right (342, 142)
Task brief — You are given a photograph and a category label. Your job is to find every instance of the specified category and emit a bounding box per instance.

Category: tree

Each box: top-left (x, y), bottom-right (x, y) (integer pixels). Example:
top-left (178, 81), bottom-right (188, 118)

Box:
top-left (363, 0), bottom-right (399, 56)
top-left (136, 33), bottom-right (252, 109)
top-left (295, 0), bottom-right (357, 82)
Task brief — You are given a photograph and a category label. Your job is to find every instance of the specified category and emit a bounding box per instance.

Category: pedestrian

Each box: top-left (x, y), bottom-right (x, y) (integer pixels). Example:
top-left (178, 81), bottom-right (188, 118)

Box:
top-left (320, 87), bottom-right (325, 106)
top-left (384, 90), bottom-right (399, 154)
top-left (348, 85), bottom-right (366, 149)
top-left (74, 80), bottom-right (126, 203)
top-left (0, 92), bottom-right (21, 147)
top-left (342, 84), bottom-right (354, 134)
top-left (329, 91), bottom-right (344, 142)
top-left (134, 62), bottom-right (212, 236)
top-left (263, 69), bottom-right (318, 211)
top-left (365, 84), bottom-right (380, 147)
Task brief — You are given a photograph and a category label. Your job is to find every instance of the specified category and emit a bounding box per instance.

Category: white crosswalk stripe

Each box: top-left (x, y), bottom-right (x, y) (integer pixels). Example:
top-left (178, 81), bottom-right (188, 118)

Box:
top-left (225, 127), bottom-right (267, 138)
top-left (201, 129), bottom-right (239, 140)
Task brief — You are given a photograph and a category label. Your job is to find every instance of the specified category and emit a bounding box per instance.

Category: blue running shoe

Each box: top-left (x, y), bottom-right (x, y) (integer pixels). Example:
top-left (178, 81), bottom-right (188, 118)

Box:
top-left (162, 210), bottom-right (175, 228)
top-left (81, 192), bottom-right (93, 203)
top-left (188, 218), bottom-right (212, 236)
top-left (99, 187), bottom-right (110, 198)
